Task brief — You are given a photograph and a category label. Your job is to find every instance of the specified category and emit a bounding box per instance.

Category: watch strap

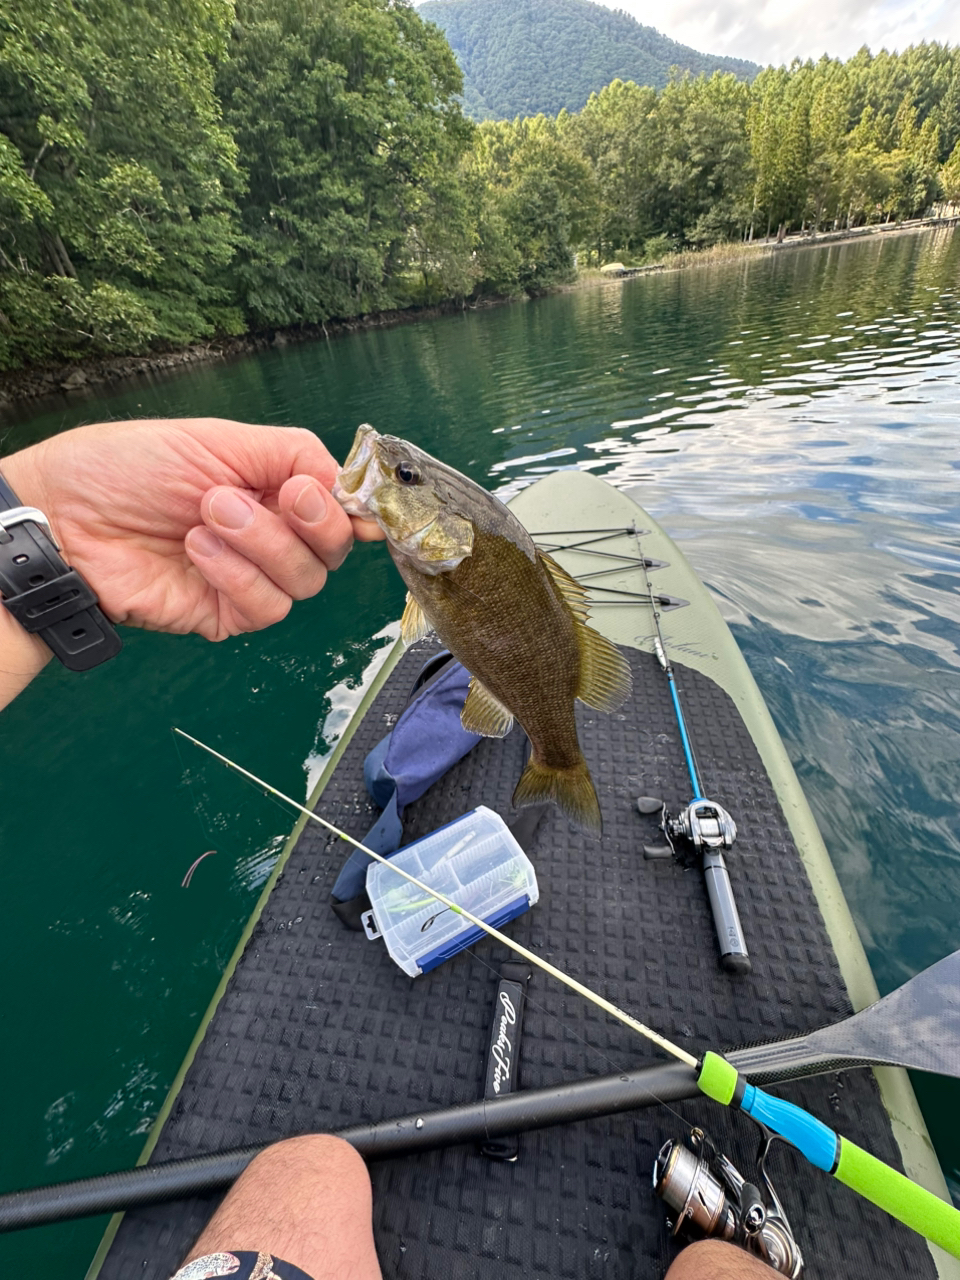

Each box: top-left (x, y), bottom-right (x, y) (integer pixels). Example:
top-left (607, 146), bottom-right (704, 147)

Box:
top-left (0, 471), bottom-right (122, 671)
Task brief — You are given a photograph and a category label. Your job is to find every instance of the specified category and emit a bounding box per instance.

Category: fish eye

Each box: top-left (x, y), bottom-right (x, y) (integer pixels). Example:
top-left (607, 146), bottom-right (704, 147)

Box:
top-left (395, 462), bottom-right (422, 485)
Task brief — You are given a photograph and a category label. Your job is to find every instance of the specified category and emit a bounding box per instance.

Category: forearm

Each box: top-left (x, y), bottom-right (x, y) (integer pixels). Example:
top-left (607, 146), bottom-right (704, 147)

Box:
top-left (0, 444), bottom-right (54, 709)
top-left (0, 605), bottom-right (52, 709)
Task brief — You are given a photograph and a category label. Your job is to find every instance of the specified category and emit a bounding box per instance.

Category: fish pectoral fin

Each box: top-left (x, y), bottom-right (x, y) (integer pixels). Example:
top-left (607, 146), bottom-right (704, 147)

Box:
top-left (400, 593), bottom-right (433, 644)
top-left (577, 624), bottom-right (633, 713)
top-left (461, 676), bottom-right (515, 738)
top-left (538, 551), bottom-right (590, 623)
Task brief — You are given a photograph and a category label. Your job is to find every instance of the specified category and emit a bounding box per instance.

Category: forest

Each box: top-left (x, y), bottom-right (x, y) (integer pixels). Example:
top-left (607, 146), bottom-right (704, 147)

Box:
top-left (1, 0), bottom-right (960, 372)
top-left (418, 0), bottom-right (758, 120)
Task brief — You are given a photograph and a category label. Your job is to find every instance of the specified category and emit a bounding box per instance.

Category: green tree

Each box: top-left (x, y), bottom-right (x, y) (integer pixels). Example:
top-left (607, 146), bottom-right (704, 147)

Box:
top-left (218, 0), bottom-right (470, 328)
top-left (655, 72), bottom-right (752, 247)
top-left (884, 102), bottom-right (941, 219)
top-left (466, 114), bottom-right (593, 293)
top-left (939, 139), bottom-right (960, 206)
top-left (747, 64), bottom-right (813, 237)
top-left (566, 79), bottom-right (660, 260)
top-left (0, 0), bottom-right (240, 369)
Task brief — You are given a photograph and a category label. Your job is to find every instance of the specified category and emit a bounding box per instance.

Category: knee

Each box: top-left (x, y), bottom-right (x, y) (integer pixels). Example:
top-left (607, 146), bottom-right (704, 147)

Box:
top-left (245, 1134), bottom-right (371, 1199)
top-left (664, 1240), bottom-right (779, 1279)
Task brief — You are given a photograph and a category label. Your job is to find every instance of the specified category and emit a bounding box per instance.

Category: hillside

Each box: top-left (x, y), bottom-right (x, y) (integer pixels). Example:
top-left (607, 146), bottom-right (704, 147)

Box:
top-left (418, 0), bottom-right (760, 120)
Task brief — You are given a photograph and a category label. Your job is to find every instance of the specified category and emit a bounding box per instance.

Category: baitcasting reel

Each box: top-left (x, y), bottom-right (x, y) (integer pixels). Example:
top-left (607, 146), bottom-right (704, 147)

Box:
top-left (653, 1126), bottom-right (803, 1277)
top-left (665, 799), bottom-right (737, 853)
top-left (636, 793), bottom-right (749, 970)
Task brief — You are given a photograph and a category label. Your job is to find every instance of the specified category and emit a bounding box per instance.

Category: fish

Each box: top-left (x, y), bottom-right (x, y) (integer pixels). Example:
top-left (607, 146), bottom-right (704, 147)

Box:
top-left (333, 425), bottom-right (632, 836)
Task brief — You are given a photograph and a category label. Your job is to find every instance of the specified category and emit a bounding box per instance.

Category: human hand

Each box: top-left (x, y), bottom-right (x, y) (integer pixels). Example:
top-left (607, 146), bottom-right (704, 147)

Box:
top-left (2, 417), bottom-right (383, 644)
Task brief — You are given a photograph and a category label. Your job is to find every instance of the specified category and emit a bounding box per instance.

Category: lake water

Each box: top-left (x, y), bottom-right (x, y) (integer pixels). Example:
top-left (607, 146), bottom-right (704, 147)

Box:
top-left (2, 226), bottom-right (959, 1276)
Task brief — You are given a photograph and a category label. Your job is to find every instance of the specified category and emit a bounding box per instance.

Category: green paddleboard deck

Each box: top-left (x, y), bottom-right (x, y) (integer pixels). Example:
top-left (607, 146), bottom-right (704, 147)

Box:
top-left (91, 471), bottom-right (954, 1280)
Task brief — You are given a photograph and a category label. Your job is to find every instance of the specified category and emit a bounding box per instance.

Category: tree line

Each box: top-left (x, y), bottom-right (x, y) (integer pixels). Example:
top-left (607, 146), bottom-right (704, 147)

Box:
top-left (2, 0), bottom-right (960, 372)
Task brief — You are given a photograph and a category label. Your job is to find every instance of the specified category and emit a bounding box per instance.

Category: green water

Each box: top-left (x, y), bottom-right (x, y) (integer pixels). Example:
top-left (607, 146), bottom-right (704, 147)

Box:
top-left (2, 227), bottom-right (959, 1276)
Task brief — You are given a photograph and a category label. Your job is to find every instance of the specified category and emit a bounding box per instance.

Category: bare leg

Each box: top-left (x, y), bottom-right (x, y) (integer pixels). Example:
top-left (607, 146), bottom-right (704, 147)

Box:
top-left (180, 1135), bottom-right (382, 1280)
top-left (665, 1240), bottom-right (781, 1278)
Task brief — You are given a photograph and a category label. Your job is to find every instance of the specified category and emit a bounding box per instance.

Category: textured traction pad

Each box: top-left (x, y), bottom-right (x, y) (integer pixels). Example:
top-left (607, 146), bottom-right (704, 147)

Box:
top-left (98, 643), bottom-right (934, 1279)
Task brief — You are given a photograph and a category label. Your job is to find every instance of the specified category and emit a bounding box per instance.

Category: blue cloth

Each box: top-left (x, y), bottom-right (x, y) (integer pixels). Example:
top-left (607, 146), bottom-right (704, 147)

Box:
top-left (330, 659), bottom-right (482, 904)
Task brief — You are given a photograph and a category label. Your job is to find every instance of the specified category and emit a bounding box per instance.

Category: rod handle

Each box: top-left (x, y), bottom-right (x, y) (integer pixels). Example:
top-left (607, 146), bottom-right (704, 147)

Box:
top-left (834, 1137), bottom-right (960, 1259)
top-left (697, 1055), bottom-right (960, 1258)
top-left (702, 850), bottom-right (751, 974)
top-left (740, 1082), bottom-right (839, 1170)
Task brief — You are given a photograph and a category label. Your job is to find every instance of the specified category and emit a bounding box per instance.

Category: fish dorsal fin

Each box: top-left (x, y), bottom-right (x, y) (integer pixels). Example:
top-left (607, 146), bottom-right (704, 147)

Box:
top-left (401, 592), bottom-right (432, 644)
top-left (538, 551), bottom-right (590, 623)
top-left (538, 551), bottom-right (632, 713)
top-left (461, 676), bottom-right (515, 738)
top-left (576, 623), bottom-right (632, 713)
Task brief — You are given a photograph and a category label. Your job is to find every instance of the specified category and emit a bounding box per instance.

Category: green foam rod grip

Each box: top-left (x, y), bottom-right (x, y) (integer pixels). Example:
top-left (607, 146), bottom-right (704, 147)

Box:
top-left (835, 1137), bottom-right (960, 1258)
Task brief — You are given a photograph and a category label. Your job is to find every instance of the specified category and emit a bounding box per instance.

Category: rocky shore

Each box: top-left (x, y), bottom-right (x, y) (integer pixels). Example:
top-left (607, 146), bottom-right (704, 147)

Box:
top-left (3, 216), bottom-right (957, 416)
top-left (0, 295), bottom-right (495, 416)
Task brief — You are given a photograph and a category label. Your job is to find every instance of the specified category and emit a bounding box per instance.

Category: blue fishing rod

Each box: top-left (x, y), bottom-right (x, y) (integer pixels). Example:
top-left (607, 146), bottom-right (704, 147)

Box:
top-left (632, 524), bottom-right (751, 975)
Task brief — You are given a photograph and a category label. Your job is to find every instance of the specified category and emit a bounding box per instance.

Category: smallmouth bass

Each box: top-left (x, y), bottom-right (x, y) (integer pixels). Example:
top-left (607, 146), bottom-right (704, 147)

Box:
top-left (333, 425), bottom-right (631, 836)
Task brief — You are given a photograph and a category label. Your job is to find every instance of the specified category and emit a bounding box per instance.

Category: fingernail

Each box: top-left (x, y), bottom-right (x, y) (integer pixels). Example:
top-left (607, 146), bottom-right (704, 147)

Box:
top-left (191, 527), bottom-right (224, 558)
top-left (293, 482), bottom-right (327, 524)
top-left (210, 490), bottom-right (255, 530)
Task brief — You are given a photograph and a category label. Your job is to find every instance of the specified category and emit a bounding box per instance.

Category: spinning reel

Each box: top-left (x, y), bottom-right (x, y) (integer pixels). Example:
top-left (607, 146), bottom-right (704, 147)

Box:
top-left (653, 1125), bottom-right (804, 1278)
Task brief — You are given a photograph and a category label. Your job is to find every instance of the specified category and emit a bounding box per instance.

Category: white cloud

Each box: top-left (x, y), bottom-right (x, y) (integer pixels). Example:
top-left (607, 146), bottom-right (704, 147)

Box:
top-left (610, 0), bottom-right (960, 67)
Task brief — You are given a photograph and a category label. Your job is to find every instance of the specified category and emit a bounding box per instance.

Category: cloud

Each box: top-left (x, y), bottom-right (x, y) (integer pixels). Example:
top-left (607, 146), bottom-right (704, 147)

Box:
top-left (612, 0), bottom-right (960, 66)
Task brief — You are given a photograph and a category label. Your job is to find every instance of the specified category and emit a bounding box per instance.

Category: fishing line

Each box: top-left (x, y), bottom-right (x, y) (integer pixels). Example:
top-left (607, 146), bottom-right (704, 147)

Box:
top-left (461, 945), bottom-right (695, 1131)
top-left (176, 726), bottom-right (700, 1126)
top-left (188, 723), bottom-right (699, 1128)
top-left (173, 728), bottom-right (698, 1069)
top-left (172, 730), bottom-right (221, 855)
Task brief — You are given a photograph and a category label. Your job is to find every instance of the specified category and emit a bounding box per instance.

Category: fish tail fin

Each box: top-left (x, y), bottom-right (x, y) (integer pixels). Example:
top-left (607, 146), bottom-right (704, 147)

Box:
top-left (513, 752), bottom-right (602, 839)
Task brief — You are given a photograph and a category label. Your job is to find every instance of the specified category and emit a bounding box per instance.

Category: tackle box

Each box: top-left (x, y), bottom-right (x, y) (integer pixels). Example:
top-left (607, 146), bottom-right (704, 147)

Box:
top-left (362, 806), bottom-right (539, 977)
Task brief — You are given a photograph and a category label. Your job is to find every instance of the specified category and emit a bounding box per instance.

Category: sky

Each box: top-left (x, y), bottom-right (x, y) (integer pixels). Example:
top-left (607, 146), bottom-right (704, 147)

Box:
top-left (608, 0), bottom-right (960, 68)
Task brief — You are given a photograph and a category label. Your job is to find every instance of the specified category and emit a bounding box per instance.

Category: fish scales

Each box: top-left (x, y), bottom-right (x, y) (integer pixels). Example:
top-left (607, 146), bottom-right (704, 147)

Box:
top-left (333, 425), bottom-right (631, 834)
top-left (396, 524), bottom-right (584, 772)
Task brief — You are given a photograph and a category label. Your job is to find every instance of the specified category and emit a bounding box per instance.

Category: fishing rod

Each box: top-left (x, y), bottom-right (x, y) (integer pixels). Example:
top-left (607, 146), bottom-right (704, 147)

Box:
top-left (630, 522), bottom-right (751, 975)
top-left (155, 733), bottom-right (960, 1260)
top-left (3, 944), bottom-right (959, 1234)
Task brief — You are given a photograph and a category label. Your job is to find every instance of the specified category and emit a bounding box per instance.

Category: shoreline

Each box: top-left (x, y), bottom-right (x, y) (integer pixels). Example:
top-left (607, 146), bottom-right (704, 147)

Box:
top-left (575, 214), bottom-right (960, 284)
top-left (0, 294), bottom-right (513, 420)
top-left (2, 216), bottom-right (957, 418)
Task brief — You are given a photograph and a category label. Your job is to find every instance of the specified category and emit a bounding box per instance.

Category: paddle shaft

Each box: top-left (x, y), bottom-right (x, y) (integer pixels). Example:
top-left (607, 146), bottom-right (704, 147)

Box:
top-left (0, 1063), bottom-right (700, 1231)
top-left (5, 1054), bottom-right (958, 1253)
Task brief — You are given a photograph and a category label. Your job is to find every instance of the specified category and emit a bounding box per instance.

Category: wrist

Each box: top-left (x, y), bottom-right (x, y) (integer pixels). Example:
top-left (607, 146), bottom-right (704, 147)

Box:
top-left (0, 596), bottom-right (52, 709)
top-left (0, 445), bottom-right (122, 676)
top-left (1, 443), bottom-right (50, 516)
top-left (0, 448), bottom-right (55, 706)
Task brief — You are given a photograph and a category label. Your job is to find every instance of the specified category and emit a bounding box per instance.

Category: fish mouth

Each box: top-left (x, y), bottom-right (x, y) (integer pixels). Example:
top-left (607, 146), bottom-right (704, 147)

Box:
top-left (332, 425), bottom-right (383, 518)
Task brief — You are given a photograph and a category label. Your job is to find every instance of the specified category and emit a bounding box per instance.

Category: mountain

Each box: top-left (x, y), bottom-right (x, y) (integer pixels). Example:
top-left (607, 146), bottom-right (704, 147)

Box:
top-left (418, 0), bottom-right (760, 120)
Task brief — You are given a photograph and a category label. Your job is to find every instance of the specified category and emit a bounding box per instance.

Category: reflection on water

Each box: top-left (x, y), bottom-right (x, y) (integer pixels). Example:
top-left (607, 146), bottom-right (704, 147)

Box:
top-left (1, 227), bottom-right (959, 1274)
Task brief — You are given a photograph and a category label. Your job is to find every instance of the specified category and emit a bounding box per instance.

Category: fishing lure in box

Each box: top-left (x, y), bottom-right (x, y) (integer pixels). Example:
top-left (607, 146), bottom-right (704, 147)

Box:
top-left (361, 807), bottom-right (539, 976)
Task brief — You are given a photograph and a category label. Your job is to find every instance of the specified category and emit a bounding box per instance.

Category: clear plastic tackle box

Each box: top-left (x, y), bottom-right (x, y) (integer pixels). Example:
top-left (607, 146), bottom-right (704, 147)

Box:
top-left (362, 806), bottom-right (539, 977)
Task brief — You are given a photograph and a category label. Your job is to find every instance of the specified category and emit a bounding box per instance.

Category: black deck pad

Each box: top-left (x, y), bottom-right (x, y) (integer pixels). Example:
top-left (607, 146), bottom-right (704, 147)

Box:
top-left (99, 643), bottom-right (935, 1279)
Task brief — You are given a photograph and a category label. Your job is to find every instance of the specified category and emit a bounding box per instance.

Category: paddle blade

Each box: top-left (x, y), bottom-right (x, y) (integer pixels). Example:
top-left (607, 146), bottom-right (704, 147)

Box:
top-left (729, 947), bottom-right (960, 1081)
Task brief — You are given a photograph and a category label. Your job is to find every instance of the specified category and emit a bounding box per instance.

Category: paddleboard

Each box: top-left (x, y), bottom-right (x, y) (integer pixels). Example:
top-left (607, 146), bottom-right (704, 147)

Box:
top-left (89, 471), bottom-right (955, 1280)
